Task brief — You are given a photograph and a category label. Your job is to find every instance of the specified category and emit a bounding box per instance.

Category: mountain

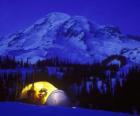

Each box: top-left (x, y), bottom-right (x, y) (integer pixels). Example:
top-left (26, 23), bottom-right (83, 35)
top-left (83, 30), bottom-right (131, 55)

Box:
top-left (0, 12), bottom-right (140, 64)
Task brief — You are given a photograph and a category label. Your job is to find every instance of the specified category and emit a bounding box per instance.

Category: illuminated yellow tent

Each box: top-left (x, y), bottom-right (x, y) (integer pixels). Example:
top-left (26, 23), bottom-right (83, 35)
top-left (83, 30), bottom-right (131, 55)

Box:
top-left (20, 81), bottom-right (57, 105)
top-left (20, 81), bottom-right (69, 106)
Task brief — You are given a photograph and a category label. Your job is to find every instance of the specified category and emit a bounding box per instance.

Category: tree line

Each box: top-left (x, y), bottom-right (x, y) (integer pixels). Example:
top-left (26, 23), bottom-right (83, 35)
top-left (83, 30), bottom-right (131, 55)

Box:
top-left (0, 55), bottom-right (139, 114)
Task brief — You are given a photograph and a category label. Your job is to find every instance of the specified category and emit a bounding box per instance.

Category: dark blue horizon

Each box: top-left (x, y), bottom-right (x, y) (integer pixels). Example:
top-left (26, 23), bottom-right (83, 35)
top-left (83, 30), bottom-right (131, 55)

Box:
top-left (0, 0), bottom-right (140, 36)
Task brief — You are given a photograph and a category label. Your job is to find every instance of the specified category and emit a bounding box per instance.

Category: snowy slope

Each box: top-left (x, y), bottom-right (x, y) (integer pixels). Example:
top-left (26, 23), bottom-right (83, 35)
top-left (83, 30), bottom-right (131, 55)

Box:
top-left (0, 12), bottom-right (140, 64)
top-left (0, 102), bottom-right (130, 116)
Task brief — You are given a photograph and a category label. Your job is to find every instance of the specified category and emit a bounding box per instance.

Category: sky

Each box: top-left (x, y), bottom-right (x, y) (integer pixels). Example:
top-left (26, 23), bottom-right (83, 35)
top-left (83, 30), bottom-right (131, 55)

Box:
top-left (0, 0), bottom-right (140, 36)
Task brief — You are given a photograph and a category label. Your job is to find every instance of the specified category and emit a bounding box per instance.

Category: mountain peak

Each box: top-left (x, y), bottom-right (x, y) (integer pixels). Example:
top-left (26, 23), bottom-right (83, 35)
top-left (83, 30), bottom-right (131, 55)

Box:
top-left (0, 12), bottom-right (140, 64)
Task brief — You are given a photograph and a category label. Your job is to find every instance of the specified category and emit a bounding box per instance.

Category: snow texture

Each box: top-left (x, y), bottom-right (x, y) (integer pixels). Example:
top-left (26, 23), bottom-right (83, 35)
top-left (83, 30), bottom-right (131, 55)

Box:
top-left (0, 102), bottom-right (130, 116)
top-left (0, 12), bottom-right (140, 64)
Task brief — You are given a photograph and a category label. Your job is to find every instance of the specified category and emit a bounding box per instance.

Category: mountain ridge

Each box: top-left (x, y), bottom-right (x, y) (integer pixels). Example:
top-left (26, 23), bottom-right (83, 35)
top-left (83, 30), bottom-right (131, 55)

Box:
top-left (0, 12), bottom-right (140, 64)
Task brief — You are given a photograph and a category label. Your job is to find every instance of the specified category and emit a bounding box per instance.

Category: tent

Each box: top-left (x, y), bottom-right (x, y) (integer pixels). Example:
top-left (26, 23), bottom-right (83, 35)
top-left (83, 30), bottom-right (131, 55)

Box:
top-left (47, 90), bottom-right (69, 106)
top-left (20, 81), bottom-right (69, 106)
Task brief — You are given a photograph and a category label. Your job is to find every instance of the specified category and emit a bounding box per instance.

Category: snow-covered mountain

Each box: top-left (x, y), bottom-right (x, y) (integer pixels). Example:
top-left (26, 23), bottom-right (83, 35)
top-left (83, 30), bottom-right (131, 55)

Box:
top-left (0, 12), bottom-right (140, 64)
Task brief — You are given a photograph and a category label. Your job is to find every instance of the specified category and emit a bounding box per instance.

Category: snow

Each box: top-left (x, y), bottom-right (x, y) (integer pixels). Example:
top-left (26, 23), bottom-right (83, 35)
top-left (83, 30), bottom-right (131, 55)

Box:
top-left (86, 81), bottom-right (93, 93)
top-left (111, 78), bottom-right (117, 94)
top-left (47, 67), bottom-right (64, 79)
top-left (0, 68), bottom-right (33, 80)
top-left (0, 12), bottom-right (140, 64)
top-left (108, 59), bottom-right (121, 67)
top-left (0, 102), bottom-right (130, 116)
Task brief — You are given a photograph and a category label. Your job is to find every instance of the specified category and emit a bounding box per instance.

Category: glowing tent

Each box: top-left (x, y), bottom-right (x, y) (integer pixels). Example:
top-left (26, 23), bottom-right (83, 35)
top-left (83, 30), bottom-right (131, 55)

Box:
top-left (20, 81), bottom-right (69, 106)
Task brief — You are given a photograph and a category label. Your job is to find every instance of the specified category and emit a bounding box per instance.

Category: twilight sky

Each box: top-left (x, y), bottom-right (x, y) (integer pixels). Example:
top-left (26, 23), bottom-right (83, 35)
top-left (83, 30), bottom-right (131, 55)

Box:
top-left (0, 0), bottom-right (140, 36)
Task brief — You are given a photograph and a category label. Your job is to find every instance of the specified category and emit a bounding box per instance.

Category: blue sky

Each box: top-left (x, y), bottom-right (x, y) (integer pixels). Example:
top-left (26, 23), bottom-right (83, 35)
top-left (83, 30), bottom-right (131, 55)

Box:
top-left (0, 0), bottom-right (140, 35)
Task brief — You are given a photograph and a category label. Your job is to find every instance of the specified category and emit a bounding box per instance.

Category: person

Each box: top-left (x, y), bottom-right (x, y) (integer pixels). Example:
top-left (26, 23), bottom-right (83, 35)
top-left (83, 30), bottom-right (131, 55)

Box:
top-left (27, 84), bottom-right (36, 103)
top-left (27, 89), bottom-right (35, 103)
top-left (38, 88), bottom-right (48, 104)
